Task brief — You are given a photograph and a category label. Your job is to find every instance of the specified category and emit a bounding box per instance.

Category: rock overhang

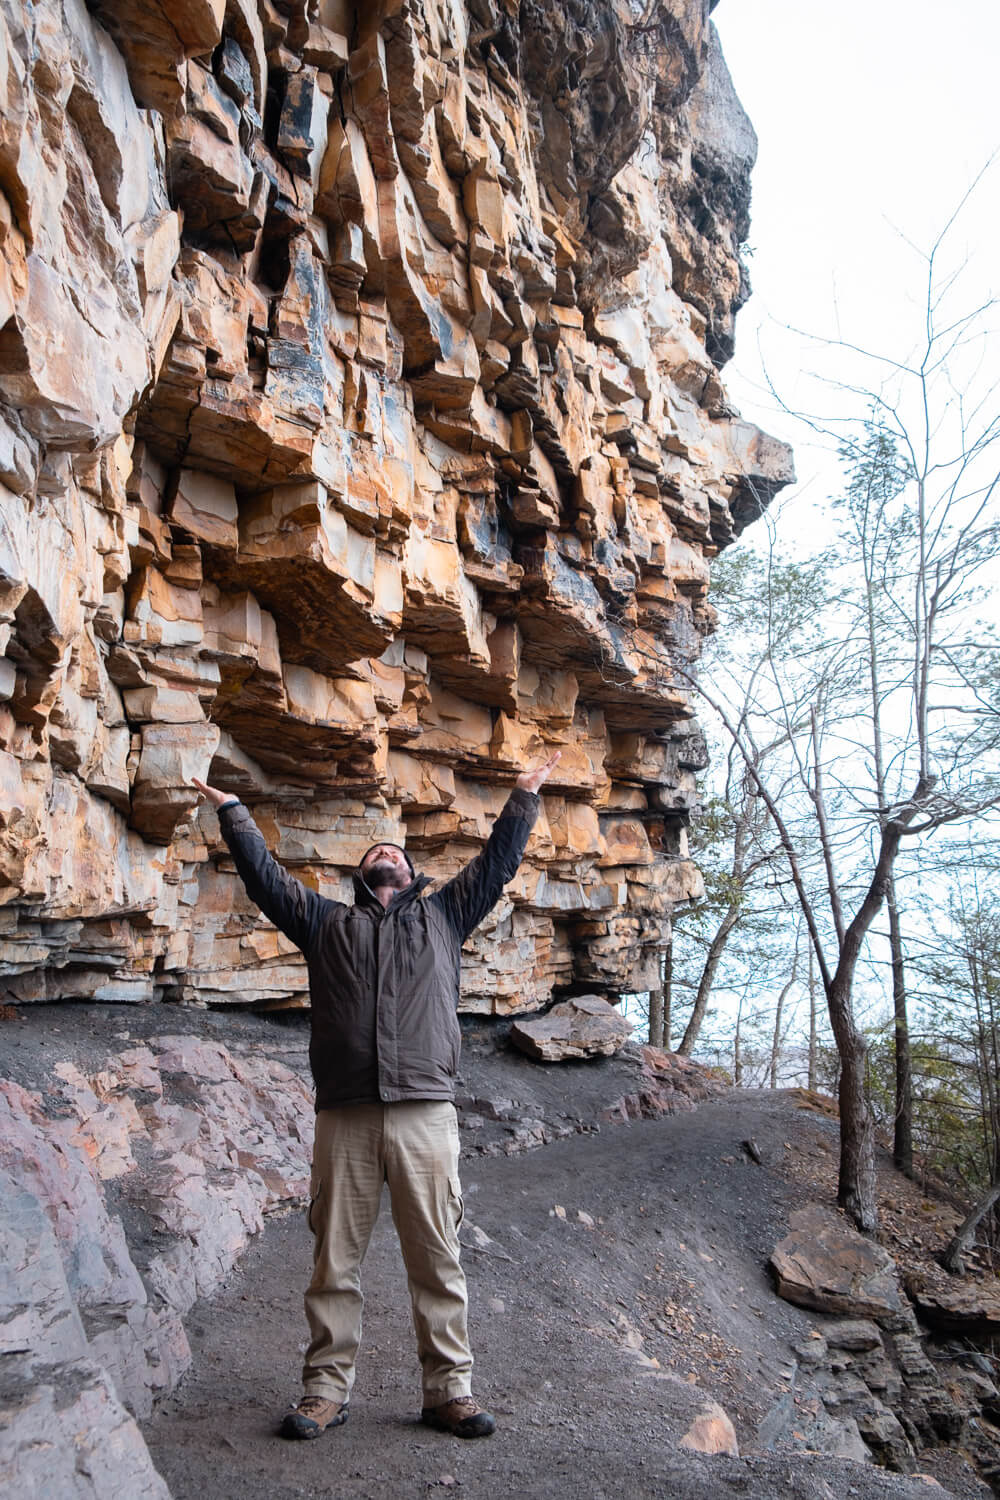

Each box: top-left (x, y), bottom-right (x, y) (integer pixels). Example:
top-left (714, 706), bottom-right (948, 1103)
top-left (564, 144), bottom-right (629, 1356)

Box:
top-left (0, 0), bottom-right (792, 1017)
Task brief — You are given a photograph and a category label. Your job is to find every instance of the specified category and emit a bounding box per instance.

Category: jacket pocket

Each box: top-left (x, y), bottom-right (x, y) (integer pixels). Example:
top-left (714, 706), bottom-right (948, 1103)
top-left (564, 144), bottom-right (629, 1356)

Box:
top-left (439, 1002), bottom-right (461, 1075)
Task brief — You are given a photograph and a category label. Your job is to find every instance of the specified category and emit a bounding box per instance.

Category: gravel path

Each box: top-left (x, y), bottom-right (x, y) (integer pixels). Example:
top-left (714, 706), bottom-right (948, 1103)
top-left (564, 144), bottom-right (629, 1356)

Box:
top-left (143, 1087), bottom-right (980, 1499)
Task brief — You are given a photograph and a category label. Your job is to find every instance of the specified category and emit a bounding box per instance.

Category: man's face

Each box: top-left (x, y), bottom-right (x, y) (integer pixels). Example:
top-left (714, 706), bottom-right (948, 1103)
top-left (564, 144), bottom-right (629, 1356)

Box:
top-left (361, 844), bottom-right (413, 890)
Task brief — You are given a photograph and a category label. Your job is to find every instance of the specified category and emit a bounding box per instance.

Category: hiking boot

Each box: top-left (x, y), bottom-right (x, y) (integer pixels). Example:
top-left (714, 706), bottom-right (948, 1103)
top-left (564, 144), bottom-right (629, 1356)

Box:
top-left (279, 1394), bottom-right (349, 1440)
top-left (421, 1395), bottom-right (495, 1439)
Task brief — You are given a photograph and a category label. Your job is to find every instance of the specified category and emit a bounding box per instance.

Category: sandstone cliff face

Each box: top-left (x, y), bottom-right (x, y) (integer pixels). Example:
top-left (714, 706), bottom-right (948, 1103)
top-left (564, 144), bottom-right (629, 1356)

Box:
top-left (0, 0), bottom-right (791, 1016)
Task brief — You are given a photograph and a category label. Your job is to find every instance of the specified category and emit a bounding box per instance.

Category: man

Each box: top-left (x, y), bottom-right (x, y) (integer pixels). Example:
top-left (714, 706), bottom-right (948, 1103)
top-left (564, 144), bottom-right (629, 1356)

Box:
top-left (192, 752), bottom-right (559, 1441)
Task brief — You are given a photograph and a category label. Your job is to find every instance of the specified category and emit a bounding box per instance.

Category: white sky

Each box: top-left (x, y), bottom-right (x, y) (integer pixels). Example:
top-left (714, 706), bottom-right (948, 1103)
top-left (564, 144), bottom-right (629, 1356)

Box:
top-left (713, 0), bottom-right (1000, 513)
top-left (660, 4), bottom-right (1000, 1056)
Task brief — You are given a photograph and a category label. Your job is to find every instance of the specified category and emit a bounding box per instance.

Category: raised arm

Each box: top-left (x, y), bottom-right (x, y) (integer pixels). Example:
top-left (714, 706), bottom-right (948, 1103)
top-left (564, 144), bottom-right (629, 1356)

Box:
top-left (432, 753), bottom-right (559, 942)
top-left (193, 779), bottom-right (332, 955)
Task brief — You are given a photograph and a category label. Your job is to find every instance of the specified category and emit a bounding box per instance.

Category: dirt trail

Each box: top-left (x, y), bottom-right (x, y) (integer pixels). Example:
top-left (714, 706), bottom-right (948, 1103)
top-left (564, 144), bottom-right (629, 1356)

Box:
top-left (144, 1086), bottom-right (982, 1500)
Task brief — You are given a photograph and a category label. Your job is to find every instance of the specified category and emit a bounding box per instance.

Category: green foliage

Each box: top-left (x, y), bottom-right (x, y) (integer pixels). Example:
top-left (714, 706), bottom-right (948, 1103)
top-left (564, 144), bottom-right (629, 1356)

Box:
top-left (866, 1030), bottom-right (979, 1182)
top-left (835, 419), bottom-right (913, 526)
top-left (706, 545), bottom-right (835, 661)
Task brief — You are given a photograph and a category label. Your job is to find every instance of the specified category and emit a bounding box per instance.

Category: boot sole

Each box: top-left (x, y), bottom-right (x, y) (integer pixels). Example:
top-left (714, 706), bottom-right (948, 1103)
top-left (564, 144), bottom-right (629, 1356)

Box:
top-left (421, 1411), bottom-right (495, 1439)
top-left (279, 1405), bottom-right (349, 1440)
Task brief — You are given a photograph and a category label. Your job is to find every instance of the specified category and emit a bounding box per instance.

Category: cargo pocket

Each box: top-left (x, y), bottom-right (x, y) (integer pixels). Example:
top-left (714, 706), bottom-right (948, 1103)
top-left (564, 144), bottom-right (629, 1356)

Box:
top-left (307, 1178), bottom-right (323, 1236)
top-left (447, 1176), bottom-right (465, 1234)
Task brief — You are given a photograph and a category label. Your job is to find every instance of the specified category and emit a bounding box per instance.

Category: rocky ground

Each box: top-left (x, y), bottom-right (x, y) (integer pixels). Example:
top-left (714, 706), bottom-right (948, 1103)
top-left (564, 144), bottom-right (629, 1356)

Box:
top-left (5, 1001), bottom-right (1000, 1499)
top-left (141, 1098), bottom-right (985, 1500)
top-left (133, 1021), bottom-right (991, 1500)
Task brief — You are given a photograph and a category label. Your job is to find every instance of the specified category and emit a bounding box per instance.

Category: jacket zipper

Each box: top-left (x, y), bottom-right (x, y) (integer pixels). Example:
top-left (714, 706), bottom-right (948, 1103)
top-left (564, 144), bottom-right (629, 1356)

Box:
top-left (372, 902), bottom-right (385, 1099)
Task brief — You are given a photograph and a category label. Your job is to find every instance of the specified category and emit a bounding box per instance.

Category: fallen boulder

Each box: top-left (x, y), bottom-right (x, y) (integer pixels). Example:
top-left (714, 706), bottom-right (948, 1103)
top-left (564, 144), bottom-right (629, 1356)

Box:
top-left (770, 1204), bottom-right (903, 1319)
top-left (509, 996), bottom-right (632, 1062)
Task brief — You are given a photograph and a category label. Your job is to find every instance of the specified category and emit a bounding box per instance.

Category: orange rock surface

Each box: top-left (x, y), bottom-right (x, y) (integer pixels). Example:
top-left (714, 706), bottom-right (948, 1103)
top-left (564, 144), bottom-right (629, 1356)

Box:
top-left (0, 0), bottom-right (792, 1015)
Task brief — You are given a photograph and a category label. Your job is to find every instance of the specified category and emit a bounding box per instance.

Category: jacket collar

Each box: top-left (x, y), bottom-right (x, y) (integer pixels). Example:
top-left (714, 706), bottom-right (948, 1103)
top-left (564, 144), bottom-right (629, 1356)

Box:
top-left (352, 870), bottom-right (431, 913)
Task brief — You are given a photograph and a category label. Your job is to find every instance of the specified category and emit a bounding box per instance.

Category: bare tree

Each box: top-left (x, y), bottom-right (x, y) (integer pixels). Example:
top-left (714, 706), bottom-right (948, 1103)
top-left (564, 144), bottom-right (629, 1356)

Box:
top-left (917, 879), bottom-right (1000, 1272)
top-left (770, 926), bottom-right (803, 1088)
top-left (834, 423), bottom-right (917, 1172)
top-left (806, 941), bottom-right (819, 1091)
top-left (692, 202), bottom-right (1000, 1231)
top-left (668, 548), bottom-right (826, 1060)
top-left (676, 762), bottom-right (777, 1055)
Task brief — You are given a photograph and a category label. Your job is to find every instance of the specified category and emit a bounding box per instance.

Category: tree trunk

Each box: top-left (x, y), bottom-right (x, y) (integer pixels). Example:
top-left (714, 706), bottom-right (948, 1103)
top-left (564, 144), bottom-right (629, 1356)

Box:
top-left (940, 1175), bottom-right (1000, 1275)
top-left (648, 984), bottom-right (664, 1049)
top-left (769, 993), bottom-right (782, 1088)
top-left (807, 944), bottom-right (818, 1091)
top-left (678, 905), bottom-right (740, 1056)
top-left (770, 942), bottom-right (801, 1089)
top-left (734, 999), bottom-right (743, 1086)
top-left (887, 874), bottom-right (914, 1176)
top-left (662, 940), bottom-right (672, 1050)
top-left (829, 972), bottom-right (878, 1234)
top-left (824, 812), bottom-right (917, 1235)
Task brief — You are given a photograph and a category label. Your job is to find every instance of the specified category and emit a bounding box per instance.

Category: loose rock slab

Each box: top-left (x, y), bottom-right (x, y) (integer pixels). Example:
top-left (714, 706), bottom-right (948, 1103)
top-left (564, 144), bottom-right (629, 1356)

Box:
top-left (905, 1275), bottom-right (1000, 1339)
top-left (770, 1205), bottom-right (903, 1319)
top-left (824, 1317), bottom-right (884, 1351)
top-left (510, 996), bottom-right (632, 1062)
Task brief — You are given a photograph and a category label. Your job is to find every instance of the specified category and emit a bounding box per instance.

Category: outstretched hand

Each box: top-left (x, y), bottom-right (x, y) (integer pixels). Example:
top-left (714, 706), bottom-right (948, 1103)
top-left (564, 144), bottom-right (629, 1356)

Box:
top-left (192, 777), bottom-right (232, 809)
top-left (515, 751), bottom-right (561, 796)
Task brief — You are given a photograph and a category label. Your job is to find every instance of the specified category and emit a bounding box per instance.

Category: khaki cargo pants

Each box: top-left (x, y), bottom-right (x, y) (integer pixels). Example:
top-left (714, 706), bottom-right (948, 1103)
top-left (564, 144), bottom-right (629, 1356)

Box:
top-left (302, 1101), bottom-right (472, 1405)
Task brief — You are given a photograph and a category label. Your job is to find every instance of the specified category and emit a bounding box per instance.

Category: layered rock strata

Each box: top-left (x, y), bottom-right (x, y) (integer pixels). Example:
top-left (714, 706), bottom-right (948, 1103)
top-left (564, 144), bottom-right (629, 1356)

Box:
top-left (0, 1175), bottom-right (171, 1500)
top-left (0, 1018), bottom-right (308, 1494)
top-left (766, 1209), bottom-right (1000, 1475)
top-left (0, 0), bottom-right (791, 1015)
top-left (0, 1030), bottom-right (313, 1424)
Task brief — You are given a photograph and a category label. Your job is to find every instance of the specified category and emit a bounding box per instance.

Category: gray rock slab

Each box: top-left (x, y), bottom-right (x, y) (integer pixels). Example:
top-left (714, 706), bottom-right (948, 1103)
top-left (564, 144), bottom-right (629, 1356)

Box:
top-left (509, 995), bottom-right (632, 1062)
top-left (0, 1172), bottom-right (171, 1500)
top-left (824, 1317), bottom-right (884, 1351)
top-left (770, 1205), bottom-right (903, 1319)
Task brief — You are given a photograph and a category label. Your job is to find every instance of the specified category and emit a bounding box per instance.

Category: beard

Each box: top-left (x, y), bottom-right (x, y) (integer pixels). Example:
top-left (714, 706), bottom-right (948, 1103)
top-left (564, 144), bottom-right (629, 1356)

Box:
top-left (365, 859), bottom-right (410, 890)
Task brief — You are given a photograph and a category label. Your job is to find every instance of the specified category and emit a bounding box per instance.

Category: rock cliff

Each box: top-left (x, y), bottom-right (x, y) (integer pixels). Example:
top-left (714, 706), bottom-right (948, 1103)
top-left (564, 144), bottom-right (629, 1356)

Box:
top-left (0, 0), bottom-right (791, 1016)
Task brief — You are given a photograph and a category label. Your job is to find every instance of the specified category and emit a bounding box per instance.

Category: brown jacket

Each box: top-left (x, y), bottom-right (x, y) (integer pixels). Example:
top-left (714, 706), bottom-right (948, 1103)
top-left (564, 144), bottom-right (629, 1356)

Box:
top-left (218, 789), bottom-right (539, 1110)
